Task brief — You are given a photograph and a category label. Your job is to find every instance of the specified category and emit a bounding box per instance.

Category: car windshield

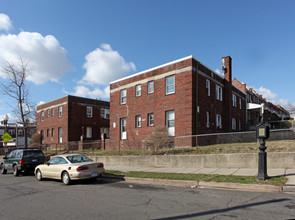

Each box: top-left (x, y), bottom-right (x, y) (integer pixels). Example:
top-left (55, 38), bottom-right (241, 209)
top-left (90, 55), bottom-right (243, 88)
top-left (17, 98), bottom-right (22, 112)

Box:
top-left (23, 150), bottom-right (44, 158)
top-left (66, 155), bottom-right (92, 163)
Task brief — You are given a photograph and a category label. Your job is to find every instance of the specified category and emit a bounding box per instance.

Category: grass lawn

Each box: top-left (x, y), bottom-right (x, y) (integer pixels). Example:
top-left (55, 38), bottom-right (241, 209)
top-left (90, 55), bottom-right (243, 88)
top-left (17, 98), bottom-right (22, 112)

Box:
top-left (105, 170), bottom-right (287, 186)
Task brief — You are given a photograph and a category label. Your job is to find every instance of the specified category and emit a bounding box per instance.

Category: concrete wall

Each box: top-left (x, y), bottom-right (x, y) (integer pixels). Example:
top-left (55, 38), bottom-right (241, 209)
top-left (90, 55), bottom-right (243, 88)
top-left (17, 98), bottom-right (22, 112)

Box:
top-left (90, 152), bottom-right (295, 169)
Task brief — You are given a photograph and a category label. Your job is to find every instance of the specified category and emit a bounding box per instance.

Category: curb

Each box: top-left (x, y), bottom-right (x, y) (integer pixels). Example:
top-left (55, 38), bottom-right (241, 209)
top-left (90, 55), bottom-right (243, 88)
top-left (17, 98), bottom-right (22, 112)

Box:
top-left (102, 175), bottom-right (287, 192)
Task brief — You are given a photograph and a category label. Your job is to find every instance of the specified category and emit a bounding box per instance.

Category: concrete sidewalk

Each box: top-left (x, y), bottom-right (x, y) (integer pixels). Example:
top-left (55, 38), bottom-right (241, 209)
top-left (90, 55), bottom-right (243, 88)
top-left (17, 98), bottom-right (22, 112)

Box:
top-left (104, 166), bottom-right (295, 192)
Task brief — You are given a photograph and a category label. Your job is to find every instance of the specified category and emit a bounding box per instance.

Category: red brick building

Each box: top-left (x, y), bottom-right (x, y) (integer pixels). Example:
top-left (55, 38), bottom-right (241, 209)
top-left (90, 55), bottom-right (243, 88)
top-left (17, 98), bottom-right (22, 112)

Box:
top-left (37, 95), bottom-right (110, 148)
top-left (110, 55), bottom-right (247, 147)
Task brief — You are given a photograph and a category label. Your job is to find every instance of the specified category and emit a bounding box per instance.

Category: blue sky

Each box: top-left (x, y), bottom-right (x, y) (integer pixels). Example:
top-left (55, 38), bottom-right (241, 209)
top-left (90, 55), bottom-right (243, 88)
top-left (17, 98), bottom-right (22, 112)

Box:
top-left (0, 0), bottom-right (295, 122)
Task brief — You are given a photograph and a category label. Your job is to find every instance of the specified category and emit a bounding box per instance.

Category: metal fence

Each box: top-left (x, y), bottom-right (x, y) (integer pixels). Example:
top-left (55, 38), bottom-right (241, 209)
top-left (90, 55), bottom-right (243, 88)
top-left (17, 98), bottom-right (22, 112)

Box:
top-left (1, 128), bottom-right (295, 156)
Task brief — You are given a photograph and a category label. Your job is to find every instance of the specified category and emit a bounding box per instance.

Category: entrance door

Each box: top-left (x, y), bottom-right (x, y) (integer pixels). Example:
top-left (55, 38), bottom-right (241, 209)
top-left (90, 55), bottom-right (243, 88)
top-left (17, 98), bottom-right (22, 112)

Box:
top-left (120, 118), bottom-right (127, 140)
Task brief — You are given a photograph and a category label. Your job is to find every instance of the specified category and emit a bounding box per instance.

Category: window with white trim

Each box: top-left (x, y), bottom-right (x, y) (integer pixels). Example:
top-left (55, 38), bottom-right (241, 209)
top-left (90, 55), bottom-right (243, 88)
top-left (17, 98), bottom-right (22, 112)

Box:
top-left (148, 81), bottom-right (154, 94)
top-left (120, 89), bottom-right (127, 104)
top-left (86, 106), bottom-right (93, 118)
top-left (232, 118), bottom-right (237, 131)
top-left (232, 94), bottom-right (237, 107)
top-left (135, 84), bottom-right (141, 97)
top-left (86, 127), bottom-right (92, 138)
top-left (101, 108), bottom-right (110, 119)
top-left (0, 129), bottom-right (4, 135)
top-left (135, 115), bottom-right (141, 128)
top-left (206, 79), bottom-right (210, 96)
top-left (120, 118), bottom-right (127, 140)
top-left (216, 85), bottom-right (222, 101)
top-left (148, 113), bottom-right (154, 126)
top-left (166, 110), bottom-right (175, 136)
top-left (58, 106), bottom-right (62, 118)
top-left (166, 75), bottom-right (175, 95)
top-left (47, 109), bottom-right (50, 117)
top-left (216, 114), bottom-right (222, 129)
top-left (41, 111), bottom-right (44, 121)
top-left (52, 108), bottom-right (55, 116)
top-left (206, 111), bottom-right (210, 128)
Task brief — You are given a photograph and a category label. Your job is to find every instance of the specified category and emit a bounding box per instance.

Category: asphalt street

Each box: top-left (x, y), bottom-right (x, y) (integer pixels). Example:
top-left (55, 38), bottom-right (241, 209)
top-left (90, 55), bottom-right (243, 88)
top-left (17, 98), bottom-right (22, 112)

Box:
top-left (0, 172), bottom-right (295, 220)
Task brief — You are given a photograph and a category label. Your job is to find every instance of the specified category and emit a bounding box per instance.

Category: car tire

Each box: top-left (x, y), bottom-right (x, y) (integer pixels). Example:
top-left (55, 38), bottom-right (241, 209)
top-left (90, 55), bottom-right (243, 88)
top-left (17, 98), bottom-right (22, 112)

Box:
top-left (36, 169), bottom-right (43, 181)
top-left (1, 164), bottom-right (7, 174)
top-left (13, 165), bottom-right (19, 176)
top-left (62, 171), bottom-right (71, 185)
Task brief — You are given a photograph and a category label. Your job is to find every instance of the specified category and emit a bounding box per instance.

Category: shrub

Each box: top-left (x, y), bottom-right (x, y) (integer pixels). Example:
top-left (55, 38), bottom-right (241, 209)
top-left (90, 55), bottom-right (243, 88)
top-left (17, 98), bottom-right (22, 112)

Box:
top-left (145, 127), bottom-right (173, 155)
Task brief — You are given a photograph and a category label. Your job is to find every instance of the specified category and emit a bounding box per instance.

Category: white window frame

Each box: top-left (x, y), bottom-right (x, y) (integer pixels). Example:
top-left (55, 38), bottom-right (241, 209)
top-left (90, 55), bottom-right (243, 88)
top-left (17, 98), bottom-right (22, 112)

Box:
top-left (206, 79), bottom-right (210, 96)
top-left (216, 114), bottom-right (222, 129)
top-left (166, 110), bottom-right (175, 136)
top-left (58, 106), bottom-right (62, 118)
top-left (206, 111), bottom-right (210, 128)
top-left (216, 85), bottom-right (222, 101)
top-left (120, 118), bottom-right (127, 140)
top-left (47, 109), bottom-right (50, 117)
top-left (86, 127), bottom-right (92, 138)
top-left (135, 84), bottom-right (141, 97)
top-left (41, 111), bottom-right (44, 121)
top-left (232, 94), bottom-right (237, 107)
top-left (232, 118), bottom-right (237, 131)
top-left (58, 127), bottom-right (62, 143)
top-left (120, 89), bottom-right (127, 104)
top-left (0, 129), bottom-right (4, 135)
top-left (86, 106), bottom-right (93, 118)
top-left (166, 75), bottom-right (175, 95)
top-left (52, 108), bottom-right (55, 116)
top-left (148, 81), bottom-right (154, 94)
top-left (100, 108), bottom-right (110, 119)
top-left (148, 113), bottom-right (154, 126)
top-left (135, 115), bottom-right (141, 128)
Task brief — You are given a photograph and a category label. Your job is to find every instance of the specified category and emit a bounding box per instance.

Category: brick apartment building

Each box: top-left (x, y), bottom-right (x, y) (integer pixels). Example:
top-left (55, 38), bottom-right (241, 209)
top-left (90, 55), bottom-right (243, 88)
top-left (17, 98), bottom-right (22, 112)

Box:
top-left (110, 55), bottom-right (248, 147)
top-left (110, 55), bottom-right (290, 148)
top-left (36, 95), bottom-right (110, 148)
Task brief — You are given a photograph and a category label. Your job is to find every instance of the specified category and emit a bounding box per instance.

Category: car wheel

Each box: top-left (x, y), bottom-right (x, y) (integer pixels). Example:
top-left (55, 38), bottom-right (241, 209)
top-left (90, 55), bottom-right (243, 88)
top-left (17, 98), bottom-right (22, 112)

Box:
top-left (36, 169), bottom-right (43, 181)
top-left (1, 164), bottom-right (7, 174)
top-left (13, 165), bottom-right (19, 176)
top-left (62, 172), bottom-right (71, 185)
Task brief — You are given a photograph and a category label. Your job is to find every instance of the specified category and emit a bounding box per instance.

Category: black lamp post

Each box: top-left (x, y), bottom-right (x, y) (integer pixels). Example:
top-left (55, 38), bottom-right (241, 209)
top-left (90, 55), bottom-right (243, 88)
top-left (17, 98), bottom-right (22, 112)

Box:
top-left (256, 104), bottom-right (270, 181)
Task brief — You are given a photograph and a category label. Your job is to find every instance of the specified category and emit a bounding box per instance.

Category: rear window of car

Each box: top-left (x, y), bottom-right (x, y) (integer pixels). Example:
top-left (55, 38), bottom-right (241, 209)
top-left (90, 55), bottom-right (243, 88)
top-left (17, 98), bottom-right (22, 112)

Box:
top-left (66, 155), bottom-right (92, 163)
top-left (23, 150), bottom-right (44, 158)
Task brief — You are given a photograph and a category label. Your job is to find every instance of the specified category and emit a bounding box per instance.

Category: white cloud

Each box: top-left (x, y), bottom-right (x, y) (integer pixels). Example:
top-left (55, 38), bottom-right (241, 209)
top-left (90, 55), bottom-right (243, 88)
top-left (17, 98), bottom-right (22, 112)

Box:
top-left (0, 13), bottom-right (12, 32)
top-left (0, 31), bottom-right (71, 84)
top-left (71, 85), bottom-right (110, 100)
top-left (37, 101), bottom-right (45, 106)
top-left (0, 113), bottom-right (15, 123)
top-left (215, 68), bottom-right (222, 75)
top-left (255, 86), bottom-right (294, 110)
top-left (80, 43), bottom-right (136, 86)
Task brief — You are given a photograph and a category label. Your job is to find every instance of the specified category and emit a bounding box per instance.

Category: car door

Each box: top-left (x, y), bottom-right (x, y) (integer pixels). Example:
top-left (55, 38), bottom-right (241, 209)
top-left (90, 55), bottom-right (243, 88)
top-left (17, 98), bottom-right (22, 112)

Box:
top-left (6, 151), bottom-right (16, 170)
top-left (43, 157), bottom-right (61, 178)
top-left (53, 157), bottom-right (69, 179)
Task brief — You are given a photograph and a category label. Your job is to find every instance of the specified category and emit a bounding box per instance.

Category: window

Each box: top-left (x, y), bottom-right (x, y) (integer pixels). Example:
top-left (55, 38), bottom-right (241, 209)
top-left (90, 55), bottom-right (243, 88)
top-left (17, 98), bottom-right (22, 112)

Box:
top-left (232, 94), bottom-right (237, 107)
top-left (216, 85), bottom-right (222, 101)
top-left (120, 118), bottom-right (127, 140)
top-left (0, 129), bottom-right (4, 135)
top-left (135, 84), bottom-right (141, 97)
top-left (100, 128), bottom-right (110, 139)
top-left (101, 108), bottom-right (110, 119)
top-left (58, 106), bottom-right (62, 118)
top-left (232, 118), bottom-right (237, 131)
top-left (18, 129), bottom-right (23, 136)
top-left (135, 115), bottom-right (141, 128)
top-left (239, 120), bottom-right (241, 131)
top-left (47, 129), bottom-right (49, 137)
top-left (148, 113), bottom-right (154, 126)
top-left (52, 108), bottom-right (55, 116)
top-left (86, 127), bottom-right (92, 138)
top-left (206, 112), bottom-right (210, 128)
top-left (52, 128), bottom-right (54, 137)
top-left (206, 79), bottom-right (210, 96)
top-left (58, 127), bottom-right (62, 143)
top-left (148, 81), bottom-right (154, 94)
top-left (120, 89), bottom-right (127, 104)
top-left (239, 98), bottom-right (242, 109)
top-left (166, 75), bottom-right (175, 95)
top-left (47, 109), bottom-right (50, 117)
top-left (9, 129), bottom-right (15, 135)
top-left (166, 110), bottom-right (175, 136)
top-left (41, 130), bottom-right (44, 144)
top-left (86, 106), bottom-right (93, 118)
top-left (216, 114), bottom-right (222, 129)
top-left (41, 111), bottom-right (44, 121)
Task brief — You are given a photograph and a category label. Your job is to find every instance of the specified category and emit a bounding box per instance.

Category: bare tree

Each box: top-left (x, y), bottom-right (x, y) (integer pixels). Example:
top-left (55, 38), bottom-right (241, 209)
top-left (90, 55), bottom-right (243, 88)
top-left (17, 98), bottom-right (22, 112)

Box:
top-left (0, 57), bottom-right (35, 148)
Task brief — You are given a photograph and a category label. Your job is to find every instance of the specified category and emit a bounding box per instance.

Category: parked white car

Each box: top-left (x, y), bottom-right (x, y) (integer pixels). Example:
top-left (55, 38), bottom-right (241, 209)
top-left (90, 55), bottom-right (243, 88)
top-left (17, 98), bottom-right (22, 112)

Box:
top-left (35, 154), bottom-right (104, 185)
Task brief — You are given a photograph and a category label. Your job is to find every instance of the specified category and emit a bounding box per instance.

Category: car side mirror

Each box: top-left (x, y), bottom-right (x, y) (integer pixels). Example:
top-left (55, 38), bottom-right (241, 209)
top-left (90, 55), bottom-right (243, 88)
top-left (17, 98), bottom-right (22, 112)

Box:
top-left (46, 162), bottom-right (50, 166)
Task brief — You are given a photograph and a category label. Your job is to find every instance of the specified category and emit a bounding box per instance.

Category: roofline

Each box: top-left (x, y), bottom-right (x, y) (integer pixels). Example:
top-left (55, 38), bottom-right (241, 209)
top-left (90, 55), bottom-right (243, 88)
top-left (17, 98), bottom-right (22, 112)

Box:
top-left (110, 55), bottom-right (224, 84)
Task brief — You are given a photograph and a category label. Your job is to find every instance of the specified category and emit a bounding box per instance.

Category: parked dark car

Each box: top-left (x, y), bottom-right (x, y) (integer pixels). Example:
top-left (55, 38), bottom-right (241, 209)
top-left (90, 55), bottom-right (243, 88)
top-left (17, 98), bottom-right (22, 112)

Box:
top-left (1, 149), bottom-right (45, 176)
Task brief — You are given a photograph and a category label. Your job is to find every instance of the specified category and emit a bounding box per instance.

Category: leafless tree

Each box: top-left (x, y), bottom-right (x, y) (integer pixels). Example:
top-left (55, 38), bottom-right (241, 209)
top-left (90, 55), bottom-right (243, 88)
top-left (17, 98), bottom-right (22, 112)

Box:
top-left (0, 57), bottom-right (35, 148)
